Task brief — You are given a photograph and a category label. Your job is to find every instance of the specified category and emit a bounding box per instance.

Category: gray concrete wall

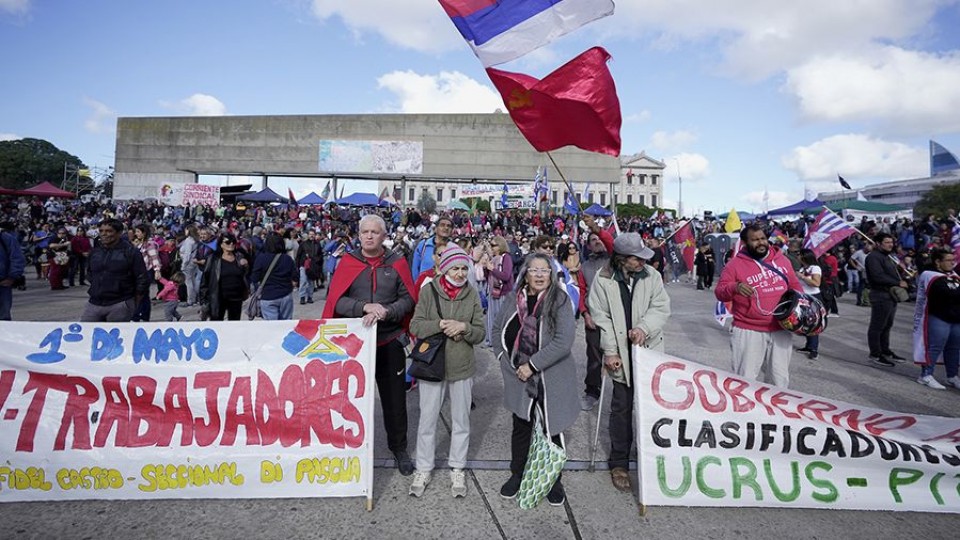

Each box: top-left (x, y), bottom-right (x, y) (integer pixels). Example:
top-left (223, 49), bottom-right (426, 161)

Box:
top-left (114, 113), bottom-right (620, 200)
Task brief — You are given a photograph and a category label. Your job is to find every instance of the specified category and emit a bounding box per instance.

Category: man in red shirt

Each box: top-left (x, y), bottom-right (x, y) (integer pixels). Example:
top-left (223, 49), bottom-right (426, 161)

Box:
top-left (69, 230), bottom-right (92, 286)
top-left (716, 224), bottom-right (803, 388)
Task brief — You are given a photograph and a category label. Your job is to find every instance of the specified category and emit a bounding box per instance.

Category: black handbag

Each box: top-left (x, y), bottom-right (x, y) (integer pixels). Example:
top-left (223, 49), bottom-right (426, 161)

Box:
top-left (408, 282), bottom-right (447, 382)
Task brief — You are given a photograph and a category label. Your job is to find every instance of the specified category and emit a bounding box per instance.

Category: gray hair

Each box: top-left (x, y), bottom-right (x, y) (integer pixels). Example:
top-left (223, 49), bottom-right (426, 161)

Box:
top-left (514, 252), bottom-right (565, 331)
top-left (358, 214), bottom-right (387, 233)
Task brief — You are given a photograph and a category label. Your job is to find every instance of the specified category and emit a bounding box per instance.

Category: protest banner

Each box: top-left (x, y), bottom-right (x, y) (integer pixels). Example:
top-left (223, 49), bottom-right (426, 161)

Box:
top-left (182, 184), bottom-right (220, 207)
top-left (495, 199), bottom-right (538, 210)
top-left (157, 184), bottom-right (220, 207)
top-left (461, 184), bottom-right (535, 199)
top-left (633, 347), bottom-right (960, 513)
top-left (0, 320), bottom-right (375, 505)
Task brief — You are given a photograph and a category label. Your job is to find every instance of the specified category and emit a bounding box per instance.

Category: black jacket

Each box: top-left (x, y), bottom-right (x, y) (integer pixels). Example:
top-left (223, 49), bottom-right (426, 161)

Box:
top-left (199, 254), bottom-right (249, 318)
top-left (865, 250), bottom-right (901, 290)
top-left (87, 239), bottom-right (149, 306)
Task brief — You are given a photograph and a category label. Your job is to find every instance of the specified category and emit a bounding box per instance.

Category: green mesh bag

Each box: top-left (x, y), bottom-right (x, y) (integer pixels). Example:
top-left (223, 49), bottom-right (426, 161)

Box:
top-left (517, 408), bottom-right (566, 509)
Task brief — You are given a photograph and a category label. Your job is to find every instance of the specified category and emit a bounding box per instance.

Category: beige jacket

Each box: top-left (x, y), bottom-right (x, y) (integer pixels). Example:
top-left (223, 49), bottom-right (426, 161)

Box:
top-left (587, 265), bottom-right (671, 386)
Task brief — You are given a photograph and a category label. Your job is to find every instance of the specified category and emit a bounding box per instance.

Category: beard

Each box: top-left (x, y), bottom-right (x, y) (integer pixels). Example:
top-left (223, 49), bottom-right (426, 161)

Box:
top-left (745, 243), bottom-right (768, 259)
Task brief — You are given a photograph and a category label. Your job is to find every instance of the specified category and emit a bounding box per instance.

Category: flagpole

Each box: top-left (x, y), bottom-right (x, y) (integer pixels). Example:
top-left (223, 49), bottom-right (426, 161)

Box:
top-left (545, 151), bottom-right (581, 214)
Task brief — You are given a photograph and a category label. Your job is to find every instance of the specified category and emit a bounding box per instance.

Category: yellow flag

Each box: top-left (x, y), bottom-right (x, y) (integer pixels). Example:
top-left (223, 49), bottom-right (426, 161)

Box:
top-left (725, 208), bottom-right (742, 233)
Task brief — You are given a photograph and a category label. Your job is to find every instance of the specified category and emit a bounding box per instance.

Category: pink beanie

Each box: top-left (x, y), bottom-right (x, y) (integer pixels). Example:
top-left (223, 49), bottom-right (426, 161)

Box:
top-left (437, 245), bottom-right (471, 275)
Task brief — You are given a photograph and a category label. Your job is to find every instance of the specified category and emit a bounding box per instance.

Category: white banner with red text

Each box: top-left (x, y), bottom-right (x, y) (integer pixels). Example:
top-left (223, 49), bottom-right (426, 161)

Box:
top-left (634, 347), bottom-right (960, 513)
top-left (0, 320), bottom-right (375, 502)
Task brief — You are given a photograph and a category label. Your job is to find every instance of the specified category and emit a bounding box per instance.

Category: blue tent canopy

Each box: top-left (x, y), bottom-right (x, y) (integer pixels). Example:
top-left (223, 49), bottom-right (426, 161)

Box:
top-left (237, 187), bottom-right (288, 203)
top-left (583, 203), bottom-right (612, 216)
top-left (766, 199), bottom-right (825, 216)
top-left (334, 192), bottom-right (393, 207)
top-left (298, 192), bottom-right (325, 205)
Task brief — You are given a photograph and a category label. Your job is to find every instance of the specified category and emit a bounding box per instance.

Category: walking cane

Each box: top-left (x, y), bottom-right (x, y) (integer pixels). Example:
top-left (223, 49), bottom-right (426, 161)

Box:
top-left (588, 373), bottom-right (608, 472)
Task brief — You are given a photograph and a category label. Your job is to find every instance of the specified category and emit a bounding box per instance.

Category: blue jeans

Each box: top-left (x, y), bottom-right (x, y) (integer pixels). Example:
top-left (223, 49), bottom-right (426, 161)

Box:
top-left (260, 293), bottom-right (294, 320)
top-left (0, 285), bottom-right (12, 320)
top-left (298, 267), bottom-right (314, 300)
top-left (846, 269), bottom-right (860, 293)
top-left (920, 315), bottom-right (960, 378)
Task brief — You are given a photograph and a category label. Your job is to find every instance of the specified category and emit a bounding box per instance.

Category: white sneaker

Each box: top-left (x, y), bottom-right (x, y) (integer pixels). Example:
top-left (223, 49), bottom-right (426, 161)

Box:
top-left (450, 468), bottom-right (467, 498)
top-left (409, 470), bottom-right (431, 497)
top-left (917, 375), bottom-right (946, 390)
top-left (945, 376), bottom-right (960, 389)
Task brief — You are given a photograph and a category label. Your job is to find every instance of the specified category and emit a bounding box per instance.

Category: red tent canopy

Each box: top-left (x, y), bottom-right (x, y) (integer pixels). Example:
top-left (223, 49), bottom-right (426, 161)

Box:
top-left (19, 181), bottom-right (76, 198)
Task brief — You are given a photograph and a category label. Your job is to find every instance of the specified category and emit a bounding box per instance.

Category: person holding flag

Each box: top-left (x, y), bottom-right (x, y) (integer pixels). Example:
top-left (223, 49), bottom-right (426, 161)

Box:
top-left (913, 248), bottom-right (960, 389)
top-left (865, 233), bottom-right (909, 367)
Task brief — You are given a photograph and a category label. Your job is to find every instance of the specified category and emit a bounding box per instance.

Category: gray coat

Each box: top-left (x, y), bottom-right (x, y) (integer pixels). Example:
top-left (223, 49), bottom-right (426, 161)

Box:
top-left (492, 289), bottom-right (580, 436)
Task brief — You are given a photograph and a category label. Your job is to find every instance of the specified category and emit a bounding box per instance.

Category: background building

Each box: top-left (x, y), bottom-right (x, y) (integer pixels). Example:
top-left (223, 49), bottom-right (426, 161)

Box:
top-left (819, 140), bottom-right (960, 209)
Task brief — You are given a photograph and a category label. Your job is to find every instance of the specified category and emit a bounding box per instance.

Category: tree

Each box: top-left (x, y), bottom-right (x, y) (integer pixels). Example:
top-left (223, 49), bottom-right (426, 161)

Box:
top-left (914, 182), bottom-right (960, 218)
top-left (417, 191), bottom-right (437, 214)
top-left (461, 197), bottom-right (490, 214)
top-left (0, 138), bottom-right (86, 190)
top-left (615, 203), bottom-right (655, 218)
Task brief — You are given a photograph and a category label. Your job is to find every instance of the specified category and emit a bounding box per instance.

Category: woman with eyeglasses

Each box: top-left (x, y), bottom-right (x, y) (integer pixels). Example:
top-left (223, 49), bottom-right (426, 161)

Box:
top-left (913, 248), bottom-right (960, 389)
top-left (492, 253), bottom-right (578, 507)
top-left (198, 232), bottom-right (249, 321)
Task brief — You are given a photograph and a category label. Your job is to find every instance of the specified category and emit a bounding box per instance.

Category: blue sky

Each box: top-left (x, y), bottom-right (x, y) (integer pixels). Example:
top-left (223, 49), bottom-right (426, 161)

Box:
top-left (2, 0), bottom-right (959, 215)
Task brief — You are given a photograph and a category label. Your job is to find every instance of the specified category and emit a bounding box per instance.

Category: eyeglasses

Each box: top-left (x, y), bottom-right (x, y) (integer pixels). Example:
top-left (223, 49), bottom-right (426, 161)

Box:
top-left (528, 268), bottom-right (552, 275)
top-left (222, 239), bottom-right (234, 245)
top-left (540, 245), bottom-right (555, 251)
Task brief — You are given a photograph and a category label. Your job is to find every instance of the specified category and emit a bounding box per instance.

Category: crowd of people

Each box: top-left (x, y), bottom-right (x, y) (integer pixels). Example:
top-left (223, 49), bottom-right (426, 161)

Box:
top-left (0, 192), bottom-right (958, 506)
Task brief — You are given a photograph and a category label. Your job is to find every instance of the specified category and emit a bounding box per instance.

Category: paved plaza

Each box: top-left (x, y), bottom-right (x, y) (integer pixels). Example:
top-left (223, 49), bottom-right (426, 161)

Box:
top-left (1, 278), bottom-right (959, 539)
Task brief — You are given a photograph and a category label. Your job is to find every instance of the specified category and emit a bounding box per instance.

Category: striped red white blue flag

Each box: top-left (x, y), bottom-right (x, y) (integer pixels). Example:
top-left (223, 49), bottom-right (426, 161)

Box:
top-left (803, 209), bottom-right (857, 258)
top-left (715, 301), bottom-right (731, 326)
top-left (438, 0), bottom-right (615, 67)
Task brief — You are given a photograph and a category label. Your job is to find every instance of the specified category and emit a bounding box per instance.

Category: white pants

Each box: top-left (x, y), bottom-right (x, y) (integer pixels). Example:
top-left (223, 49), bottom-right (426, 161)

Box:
top-left (731, 327), bottom-right (793, 388)
top-left (415, 378), bottom-right (473, 472)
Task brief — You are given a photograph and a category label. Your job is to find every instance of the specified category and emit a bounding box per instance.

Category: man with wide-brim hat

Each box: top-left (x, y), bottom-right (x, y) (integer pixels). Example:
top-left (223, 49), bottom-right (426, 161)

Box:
top-left (587, 232), bottom-right (671, 493)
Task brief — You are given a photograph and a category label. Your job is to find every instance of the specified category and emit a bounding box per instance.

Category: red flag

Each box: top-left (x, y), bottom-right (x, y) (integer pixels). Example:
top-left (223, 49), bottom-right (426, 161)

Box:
top-left (287, 188), bottom-right (298, 208)
top-left (667, 221), bottom-right (696, 272)
top-left (486, 47), bottom-right (621, 157)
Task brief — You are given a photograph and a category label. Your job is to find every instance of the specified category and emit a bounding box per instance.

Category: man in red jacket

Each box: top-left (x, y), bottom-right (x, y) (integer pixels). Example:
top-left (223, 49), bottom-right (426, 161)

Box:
top-left (716, 224), bottom-right (802, 388)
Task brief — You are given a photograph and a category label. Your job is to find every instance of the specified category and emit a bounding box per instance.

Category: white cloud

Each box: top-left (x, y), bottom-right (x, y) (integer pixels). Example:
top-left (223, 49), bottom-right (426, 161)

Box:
top-left (782, 134), bottom-right (927, 181)
top-left (741, 190), bottom-right (793, 210)
top-left (616, 0), bottom-right (947, 80)
top-left (665, 152), bottom-right (710, 183)
top-left (0, 132), bottom-right (21, 141)
top-left (624, 110), bottom-right (651, 124)
top-left (377, 71), bottom-right (503, 114)
top-left (0, 0), bottom-right (30, 15)
top-left (649, 130), bottom-right (698, 153)
top-left (160, 94), bottom-right (228, 116)
top-left (83, 98), bottom-right (117, 134)
top-left (309, 0), bottom-right (460, 53)
top-left (785, 47), bottom-right (960, 134)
